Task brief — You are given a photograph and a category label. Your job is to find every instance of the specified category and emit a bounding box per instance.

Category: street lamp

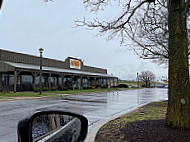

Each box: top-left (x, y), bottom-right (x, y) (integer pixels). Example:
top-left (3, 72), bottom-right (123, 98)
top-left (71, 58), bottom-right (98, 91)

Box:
top-left (39, 48), bottom-right (44, 95)
top-left (137, 72), bottom-right (139, 88)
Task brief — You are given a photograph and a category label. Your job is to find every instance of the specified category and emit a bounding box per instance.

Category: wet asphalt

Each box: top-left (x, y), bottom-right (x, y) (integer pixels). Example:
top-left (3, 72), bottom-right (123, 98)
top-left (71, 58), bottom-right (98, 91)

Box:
top-left (0, 88), bottom-right (167, 142)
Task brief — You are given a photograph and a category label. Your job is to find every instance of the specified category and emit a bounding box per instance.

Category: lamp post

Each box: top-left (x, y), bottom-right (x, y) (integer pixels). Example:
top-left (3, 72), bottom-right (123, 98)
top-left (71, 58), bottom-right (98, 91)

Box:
top-left (137, 72), bottom-right (139, 88)
top-left (39, 48), bottom-right (43, 95)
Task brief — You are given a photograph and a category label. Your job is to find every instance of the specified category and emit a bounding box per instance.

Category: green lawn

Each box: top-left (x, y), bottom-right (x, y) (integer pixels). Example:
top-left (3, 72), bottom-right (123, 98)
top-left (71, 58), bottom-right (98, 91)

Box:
top-left (95, 101), bottom-right (168, 142)
top-left (119, 80), bottom-right (167, 87)
top-left (0, 92), bottom-right (53, 97)
top-left (46, 88), bottom-right (122, 94)
top-left (0, 88), bottom-right (129, 98)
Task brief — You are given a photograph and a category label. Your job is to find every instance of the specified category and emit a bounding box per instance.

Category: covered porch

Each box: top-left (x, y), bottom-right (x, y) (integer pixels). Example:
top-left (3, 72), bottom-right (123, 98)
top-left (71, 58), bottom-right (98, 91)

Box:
top-left (0, 61), bottom-right (118, 92)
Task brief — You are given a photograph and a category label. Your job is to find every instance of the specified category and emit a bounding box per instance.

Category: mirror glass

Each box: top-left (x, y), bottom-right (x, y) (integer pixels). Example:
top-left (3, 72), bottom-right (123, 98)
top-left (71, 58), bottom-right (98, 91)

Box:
top-left (31, 113), bottom-right (82, 142)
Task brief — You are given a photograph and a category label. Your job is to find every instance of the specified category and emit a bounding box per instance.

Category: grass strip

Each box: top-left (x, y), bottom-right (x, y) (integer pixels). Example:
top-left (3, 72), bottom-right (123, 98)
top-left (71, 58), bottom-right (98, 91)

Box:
top-left (95, 101), bottom-right (167, 142)
top-left (46, 88), bottom-right (124, 94)
top-left (0, 92), bottom-right (56, 97)
top-left (0, 88), bottom-right (130, 98)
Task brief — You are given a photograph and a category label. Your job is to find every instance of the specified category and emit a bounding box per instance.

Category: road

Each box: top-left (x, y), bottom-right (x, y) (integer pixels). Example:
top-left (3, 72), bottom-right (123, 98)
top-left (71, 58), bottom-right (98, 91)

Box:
top-left (0, 88), bottom-right (167, 142)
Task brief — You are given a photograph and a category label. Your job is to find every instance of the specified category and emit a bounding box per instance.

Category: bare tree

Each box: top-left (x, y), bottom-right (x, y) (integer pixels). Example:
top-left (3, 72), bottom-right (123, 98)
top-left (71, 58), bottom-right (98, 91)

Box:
top-left (77, 0), bottom-right (190, 65)
top-left (128, 1), bottom-right (190, 64)
top-left (128, 0), bottom-right (169, 64)
top-left (1, 0), bottom-right (190, 129)
top-left (77, 0), bottom-right (190, 129)
top-left (138, 71), bottom-right (155, 87)
top-left (76, 0), bottom-right (168, 62)
top-left (0, 0), bottom-right (3, 10)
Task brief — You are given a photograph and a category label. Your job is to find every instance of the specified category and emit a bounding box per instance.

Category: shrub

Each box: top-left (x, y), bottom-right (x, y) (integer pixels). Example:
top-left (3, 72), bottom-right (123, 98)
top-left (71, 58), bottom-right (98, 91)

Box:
top-left (43, 87), bottom-right (49, 91)
top-left (2, 90), bottom-right (10, 94)
top-left (75, 87), bottom-right (79, 90)
top-left (95, 85), bottom-right (101, 88)
top-left (51, 87), bottom-right (57, 91)
top-left (83, 87), bottom-right (92, 90)
top-left (118, 84), bottom-right (129, 88)
top-left (62, 87), bottom-right (67, 91)
top-left (33, 88), bottom-right (39, 92)
top-left (102, 85), bottom-right (108, 88)
top-left (68, 86), bottom-right (73, 90)
top-left (82, 87), bottom-right (87, 90)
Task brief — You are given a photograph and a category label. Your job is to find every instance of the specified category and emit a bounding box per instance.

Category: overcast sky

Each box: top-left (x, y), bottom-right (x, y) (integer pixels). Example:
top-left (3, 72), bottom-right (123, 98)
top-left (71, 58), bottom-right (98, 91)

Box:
top-left (0, 0), bottom-right (167, 80)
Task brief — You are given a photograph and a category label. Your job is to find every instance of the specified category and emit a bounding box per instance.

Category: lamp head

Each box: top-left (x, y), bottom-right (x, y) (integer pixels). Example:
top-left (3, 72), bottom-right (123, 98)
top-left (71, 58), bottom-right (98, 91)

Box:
top-left (39, 48), bottom-right (44, 54)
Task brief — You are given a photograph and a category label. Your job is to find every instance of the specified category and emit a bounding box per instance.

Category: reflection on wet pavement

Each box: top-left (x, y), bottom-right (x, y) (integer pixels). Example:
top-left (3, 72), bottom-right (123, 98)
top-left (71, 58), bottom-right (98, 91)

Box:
top-left (0, 88), bottom-right (167, 142)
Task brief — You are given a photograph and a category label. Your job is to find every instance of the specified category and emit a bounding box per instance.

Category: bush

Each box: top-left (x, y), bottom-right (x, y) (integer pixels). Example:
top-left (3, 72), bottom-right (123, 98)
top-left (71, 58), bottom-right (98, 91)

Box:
top-left (118, 84), bottom-right (129, 88)
top-left (51, 87), bottom-right (57, 91)
top-left (2, 90), bottom-right (10, 94)
top-left (102, 85), bottom-right (108, 88)
top-left (33, 88), bottom-right (39, 92)
top-left (62, 87), bottom-right (67, 91)
top-left (75, 87), bottom-right (79, 90)
top-left (43, 87), bottom-right (49, 91)
top-left (67, 86), bottom-right (73, 90)
top-left (95, 85), bottom-right (101, 88)
top-left (83, 87), bottom-right (92, 90)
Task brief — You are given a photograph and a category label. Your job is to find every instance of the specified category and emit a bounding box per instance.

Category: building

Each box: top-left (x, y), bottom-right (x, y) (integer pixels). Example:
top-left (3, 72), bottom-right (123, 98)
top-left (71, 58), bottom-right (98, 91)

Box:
top-left (0, 49), bottom-right (118, 92)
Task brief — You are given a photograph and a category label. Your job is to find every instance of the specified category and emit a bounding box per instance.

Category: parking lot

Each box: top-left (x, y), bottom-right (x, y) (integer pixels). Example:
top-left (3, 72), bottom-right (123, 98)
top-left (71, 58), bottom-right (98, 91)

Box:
top-left (0, 88), bottom-right (167, 142)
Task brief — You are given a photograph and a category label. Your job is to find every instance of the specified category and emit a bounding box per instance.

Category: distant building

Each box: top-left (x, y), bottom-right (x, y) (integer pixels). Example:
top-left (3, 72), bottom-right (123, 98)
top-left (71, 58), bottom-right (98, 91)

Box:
top-left (0, 49), bottom-right (118, 92)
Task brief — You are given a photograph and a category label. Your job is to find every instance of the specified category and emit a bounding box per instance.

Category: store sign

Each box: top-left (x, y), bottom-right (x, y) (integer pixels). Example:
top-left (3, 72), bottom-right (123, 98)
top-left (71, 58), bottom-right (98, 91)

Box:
top-left (70, 59), bottom-right (81, 69)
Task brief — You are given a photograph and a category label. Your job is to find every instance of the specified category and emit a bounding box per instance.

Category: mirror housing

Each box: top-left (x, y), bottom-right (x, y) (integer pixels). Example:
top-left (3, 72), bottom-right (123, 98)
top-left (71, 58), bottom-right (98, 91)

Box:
top-left (17, 111), bottom-right (88, 142)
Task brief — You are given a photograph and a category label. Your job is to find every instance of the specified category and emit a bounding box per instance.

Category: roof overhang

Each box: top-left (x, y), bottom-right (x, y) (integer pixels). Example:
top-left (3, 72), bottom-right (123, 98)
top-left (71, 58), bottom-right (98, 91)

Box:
top-left (4, 61), bottom-right (117, 78)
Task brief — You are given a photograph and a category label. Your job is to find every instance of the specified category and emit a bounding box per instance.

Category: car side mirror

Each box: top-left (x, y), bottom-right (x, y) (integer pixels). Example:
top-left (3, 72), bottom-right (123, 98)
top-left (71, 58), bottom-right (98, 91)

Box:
top-left (17, 111), bottom-right (88, 142)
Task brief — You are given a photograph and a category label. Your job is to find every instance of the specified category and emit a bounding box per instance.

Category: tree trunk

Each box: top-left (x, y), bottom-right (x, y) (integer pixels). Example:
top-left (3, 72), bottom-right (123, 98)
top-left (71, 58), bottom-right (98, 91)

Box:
top-left (165, 0), bottom-right (190, 129)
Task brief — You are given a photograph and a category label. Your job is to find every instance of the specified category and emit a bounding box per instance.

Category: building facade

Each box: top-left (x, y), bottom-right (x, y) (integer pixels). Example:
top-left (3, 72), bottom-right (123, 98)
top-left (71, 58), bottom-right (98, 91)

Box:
top-left (0, 49), bottom-right (118, 92)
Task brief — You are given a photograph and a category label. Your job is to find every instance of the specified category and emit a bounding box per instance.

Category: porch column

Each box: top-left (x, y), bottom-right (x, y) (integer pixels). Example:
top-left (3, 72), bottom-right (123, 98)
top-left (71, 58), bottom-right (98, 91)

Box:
top-left (0, 73), bottom-right (2, 91)
top-left (80, 75), bottom-right (83, 90)
top-left (14, 70), bottom-right (17, 93)
top-left (48, 73), bottom-right (51, 90)
top-left (87, 77), bottom-right (90, 87)
top-left (7, 76), bottom-right (10, 86)
top-left (115, 78), bottom-right (117, 86)
top-left (106, 78), bottom-right (109, 88)
top-left (61, 74), bottom-right (65, 90)
top-left (72, 75), bottom-right (74, 90)
top-left (98, 78), bottom-right (100, 86)
top-left (109, 78), bottom-right (111, 88)
top-left (101, 78), bottom-right (103, 86)
top-left (32, 72), bottom-right (37, 89)
top-left (94, 77), bottom-right (96, 88)
top-left (56, 75), bottom-right (59, 87)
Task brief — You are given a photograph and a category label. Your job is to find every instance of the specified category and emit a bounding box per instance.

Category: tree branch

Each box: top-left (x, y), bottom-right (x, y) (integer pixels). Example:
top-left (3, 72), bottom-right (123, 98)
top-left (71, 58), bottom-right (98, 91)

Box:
top-left (0, 0), bottom-right (3, 10)
top-left (185, 0), bottom-right (190, 13)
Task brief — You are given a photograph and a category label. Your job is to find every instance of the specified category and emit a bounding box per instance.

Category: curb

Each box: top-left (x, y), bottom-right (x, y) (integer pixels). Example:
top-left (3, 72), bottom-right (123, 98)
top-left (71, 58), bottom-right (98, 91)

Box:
top-left (84, 102), bottom-right (152, 142)
top-left (0, 94), bottom-right (70, 102)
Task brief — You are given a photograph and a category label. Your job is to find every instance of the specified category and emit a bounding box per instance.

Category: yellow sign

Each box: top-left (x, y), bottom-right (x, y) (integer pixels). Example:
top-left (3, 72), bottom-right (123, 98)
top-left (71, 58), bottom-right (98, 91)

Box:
top-left (70, 59), bottom-right (81, 69)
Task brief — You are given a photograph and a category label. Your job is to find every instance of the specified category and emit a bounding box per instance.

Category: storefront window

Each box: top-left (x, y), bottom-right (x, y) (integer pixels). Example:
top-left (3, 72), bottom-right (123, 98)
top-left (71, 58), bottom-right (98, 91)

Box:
top-left (22, 75), bottom-right (32, 84)
top-left (36, 76), bottom-right (45, 85)
top-left (2, 74), bottom-right (14, 86)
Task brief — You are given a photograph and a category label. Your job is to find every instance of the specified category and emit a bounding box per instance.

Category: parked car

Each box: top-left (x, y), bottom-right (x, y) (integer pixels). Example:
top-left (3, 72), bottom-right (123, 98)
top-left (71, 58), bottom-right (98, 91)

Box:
top-left (131, 84), bottom-right (139, 88)
top-left (118, 84), bottom-right (129, 88)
